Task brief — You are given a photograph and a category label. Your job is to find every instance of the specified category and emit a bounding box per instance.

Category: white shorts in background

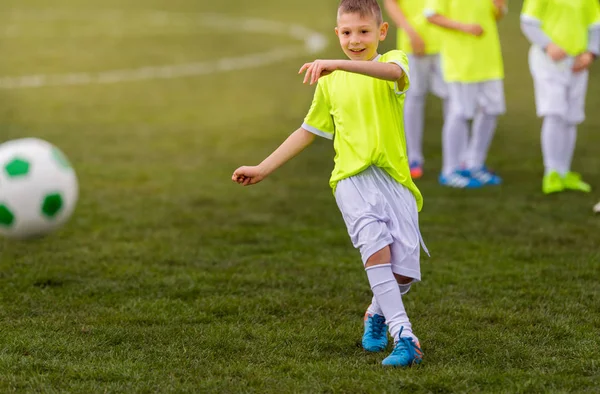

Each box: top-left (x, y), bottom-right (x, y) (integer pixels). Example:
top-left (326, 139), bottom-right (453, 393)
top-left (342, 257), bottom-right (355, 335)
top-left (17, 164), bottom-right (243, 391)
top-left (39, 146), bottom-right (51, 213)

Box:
top-left (407, 54), bottom-right (448, 99)
top-left (334, 166), bottom-right (427, 282)
top-left (528, 45), bottom-right (589, 124)
top-left (448, 79), bottom-right (506, 119)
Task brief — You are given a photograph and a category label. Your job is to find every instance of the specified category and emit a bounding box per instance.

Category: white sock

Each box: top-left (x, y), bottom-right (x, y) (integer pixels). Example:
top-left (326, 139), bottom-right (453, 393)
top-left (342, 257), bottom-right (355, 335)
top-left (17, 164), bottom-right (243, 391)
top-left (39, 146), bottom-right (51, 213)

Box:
top-left (405, 94), bottom-right (426, 164)
top-left (464, 112), bottom-right (497, 169)
top-left (365, 264), bottom-right (416, 342)
top-left (442, 110), bottom-right (469, 175)
top-left (442, 98), bottom-right (450, 120)
top-left (541, 115), bottom-right (567, 175)
top-left (367, 296), bottom-right (383, 316)
top-left (564, 124), bottom-right (577, 173)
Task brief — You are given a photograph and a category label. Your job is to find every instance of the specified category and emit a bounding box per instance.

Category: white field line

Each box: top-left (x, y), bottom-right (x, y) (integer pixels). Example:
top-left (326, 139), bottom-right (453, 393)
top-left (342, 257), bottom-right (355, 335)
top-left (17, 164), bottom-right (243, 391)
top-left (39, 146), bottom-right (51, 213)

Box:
top-left (0, 11), bottom-right (328, 89)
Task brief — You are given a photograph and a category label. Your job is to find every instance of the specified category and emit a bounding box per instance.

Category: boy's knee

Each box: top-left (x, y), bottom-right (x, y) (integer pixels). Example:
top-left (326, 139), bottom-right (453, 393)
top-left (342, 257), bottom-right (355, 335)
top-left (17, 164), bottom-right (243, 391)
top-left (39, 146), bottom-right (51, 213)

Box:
top-left (394, 274), bottom-right (413, 285)
top-left (365, 246), bottom-right (391, 268)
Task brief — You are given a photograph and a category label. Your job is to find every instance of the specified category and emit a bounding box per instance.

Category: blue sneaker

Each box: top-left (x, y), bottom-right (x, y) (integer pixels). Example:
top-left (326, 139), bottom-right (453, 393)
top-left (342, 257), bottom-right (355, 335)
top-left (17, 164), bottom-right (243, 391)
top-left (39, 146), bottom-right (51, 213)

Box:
top-left (459, 166), bottom-right (502, 186)
top-left (438, 171), bottom-right (482, 188)
top-left (362, 313), bottom-right (388, 352)
top-left (382, 328), bottom-right (423, 367)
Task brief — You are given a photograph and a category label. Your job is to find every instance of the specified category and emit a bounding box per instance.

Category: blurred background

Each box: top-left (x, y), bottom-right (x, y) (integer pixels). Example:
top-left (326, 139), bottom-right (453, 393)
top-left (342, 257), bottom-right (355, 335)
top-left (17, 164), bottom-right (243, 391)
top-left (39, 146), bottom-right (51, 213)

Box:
top-left (0, 0), bottom-right (598, 392)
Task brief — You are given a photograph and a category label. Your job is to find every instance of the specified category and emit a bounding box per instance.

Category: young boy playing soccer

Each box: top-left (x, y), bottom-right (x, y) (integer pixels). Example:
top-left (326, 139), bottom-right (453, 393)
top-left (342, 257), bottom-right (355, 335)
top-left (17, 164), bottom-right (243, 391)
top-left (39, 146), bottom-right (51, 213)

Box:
top-left (232, 0), bottom-right (427, 367)
top-left (383, 0), bottom-right (449, 179)
top-left (520, 0), bottom-right (600, 194)
top-left (425, 0), bottom-right (507, 188)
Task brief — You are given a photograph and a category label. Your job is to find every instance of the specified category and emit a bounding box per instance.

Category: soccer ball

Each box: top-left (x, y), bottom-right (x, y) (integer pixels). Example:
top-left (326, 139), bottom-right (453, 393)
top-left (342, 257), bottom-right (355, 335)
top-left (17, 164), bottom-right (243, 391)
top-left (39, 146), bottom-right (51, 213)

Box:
top-left (0, 138), bottom-right (78, 239)
top-left (594, 201), bottom-right (600, 214)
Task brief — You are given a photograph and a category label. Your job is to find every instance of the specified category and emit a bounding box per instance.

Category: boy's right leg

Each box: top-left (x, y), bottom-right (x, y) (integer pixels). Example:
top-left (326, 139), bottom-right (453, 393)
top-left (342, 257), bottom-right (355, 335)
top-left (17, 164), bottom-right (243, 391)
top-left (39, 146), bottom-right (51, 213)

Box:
top-left (405, 55), bottom-right (430, 179)
top-left (365, 248), bottom-right (422, 367)
top-left (541, 115), bottom-right (567, 193)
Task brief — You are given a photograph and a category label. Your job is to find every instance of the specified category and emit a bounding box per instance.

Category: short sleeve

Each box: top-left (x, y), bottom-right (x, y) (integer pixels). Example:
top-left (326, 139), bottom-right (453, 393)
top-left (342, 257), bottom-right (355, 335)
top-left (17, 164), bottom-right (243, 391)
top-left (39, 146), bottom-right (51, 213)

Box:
top-left (381, 50), bottom-right (411, 95)
top-left (588, 0), bottom-right (600, 29)
top-left (521, 0), bottom-right (545, 25)
top-left (302, 79), bottom-right (335, 140)
top-left (424, 0), bottom-right (447, 18)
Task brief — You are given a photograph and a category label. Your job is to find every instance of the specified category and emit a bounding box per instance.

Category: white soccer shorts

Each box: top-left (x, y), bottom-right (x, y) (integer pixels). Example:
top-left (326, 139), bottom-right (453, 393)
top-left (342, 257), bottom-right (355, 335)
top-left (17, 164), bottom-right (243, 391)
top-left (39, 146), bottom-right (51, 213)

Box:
top-left (528, 45), bottom-right (589, 125)
top-left (447, 79), bottom-right (506, 119)
top-left (407, 54), bottom-right (448, 99)
top-left (334, 166), bottom-right (427, 282)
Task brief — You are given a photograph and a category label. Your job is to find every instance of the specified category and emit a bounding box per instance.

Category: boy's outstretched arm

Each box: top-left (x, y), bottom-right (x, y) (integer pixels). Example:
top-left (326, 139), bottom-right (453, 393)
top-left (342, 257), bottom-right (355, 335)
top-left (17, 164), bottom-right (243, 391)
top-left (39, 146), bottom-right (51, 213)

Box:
top-left (383, 0), bottom-right (426, 56)
top-left (232, 127), bottom-right (316, 186)
top-left (426, 13), bottom-right (484, 36)
top-left (300, 60), bottom-right (404, 85)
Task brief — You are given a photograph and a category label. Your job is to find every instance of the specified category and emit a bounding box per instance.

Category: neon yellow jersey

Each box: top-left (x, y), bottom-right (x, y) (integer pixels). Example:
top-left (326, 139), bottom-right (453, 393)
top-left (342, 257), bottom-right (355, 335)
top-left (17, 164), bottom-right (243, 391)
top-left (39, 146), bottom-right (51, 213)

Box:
top-left (424, 0), bottom-right (504, 82)
top-left (301, 50), bottom-right (423, 211)
top-left (396, 0), bottom-right (442, 55)
top-left (521, 0), bottom-right (600, 56)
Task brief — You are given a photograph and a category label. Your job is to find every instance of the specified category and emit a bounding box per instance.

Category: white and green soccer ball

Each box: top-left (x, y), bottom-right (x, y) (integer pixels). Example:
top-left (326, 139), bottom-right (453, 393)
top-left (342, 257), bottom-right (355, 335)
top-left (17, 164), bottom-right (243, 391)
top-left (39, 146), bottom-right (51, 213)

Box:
top-left (0, 138), bottom-right (78, 239)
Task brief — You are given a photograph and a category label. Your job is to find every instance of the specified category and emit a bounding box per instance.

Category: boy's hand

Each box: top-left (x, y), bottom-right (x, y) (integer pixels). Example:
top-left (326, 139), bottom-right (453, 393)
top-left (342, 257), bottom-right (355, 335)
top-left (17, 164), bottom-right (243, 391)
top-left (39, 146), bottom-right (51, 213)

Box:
top-left (299, 60), bottom-right (339, 85)
top-left (409, 33), bottom-right (426, 56)
top-left (572, 52), bottom-right (594, 72)
top-left (232, 166), bottom-right (266, 186)
top-left (462, 24), bottom-right (484, 36)
top-left (493, 0), bottom-right (506, 8)
top-left (546, 43), bottom-right (567, 61)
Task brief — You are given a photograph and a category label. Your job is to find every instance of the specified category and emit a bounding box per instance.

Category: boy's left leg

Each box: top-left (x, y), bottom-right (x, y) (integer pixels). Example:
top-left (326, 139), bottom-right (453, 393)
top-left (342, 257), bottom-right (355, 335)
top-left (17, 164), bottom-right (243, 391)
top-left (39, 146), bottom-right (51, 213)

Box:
top-left (562, 71), bottom-right (591, 192)
top-left (462, 80), bottom-right (505, 185)
top-left (364, 249), bottom-right (422, 367)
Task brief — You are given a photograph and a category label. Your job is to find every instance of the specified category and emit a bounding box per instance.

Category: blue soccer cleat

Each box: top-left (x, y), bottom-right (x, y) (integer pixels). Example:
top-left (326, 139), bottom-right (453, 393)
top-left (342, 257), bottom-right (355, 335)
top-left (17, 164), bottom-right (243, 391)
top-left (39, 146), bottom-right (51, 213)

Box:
top-left (362, 312), bottom-right (388, 352)
top-left (382, 328), bottom-right (423, 367)
top-left (438, 171), bottom-right (482, 188)
top-left (460, 166), bottom-right (502, 186)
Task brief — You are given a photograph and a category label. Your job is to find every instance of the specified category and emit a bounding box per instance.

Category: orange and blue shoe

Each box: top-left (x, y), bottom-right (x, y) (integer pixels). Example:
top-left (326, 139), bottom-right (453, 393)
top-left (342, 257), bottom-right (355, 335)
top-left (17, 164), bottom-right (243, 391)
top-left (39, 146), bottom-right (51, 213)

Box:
top-left (362, 313), bottom-right (388, 352)
top-left (382, 327), bottom-right (423, 367)
top-left (409, 162), bottom-right (423, 179)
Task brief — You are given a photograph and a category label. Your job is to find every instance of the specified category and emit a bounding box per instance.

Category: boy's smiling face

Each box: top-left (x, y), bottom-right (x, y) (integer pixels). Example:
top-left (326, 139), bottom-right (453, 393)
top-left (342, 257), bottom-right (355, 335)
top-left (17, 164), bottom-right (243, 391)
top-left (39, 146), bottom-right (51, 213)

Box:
top-left (335, 11), bottom-right (388, 61)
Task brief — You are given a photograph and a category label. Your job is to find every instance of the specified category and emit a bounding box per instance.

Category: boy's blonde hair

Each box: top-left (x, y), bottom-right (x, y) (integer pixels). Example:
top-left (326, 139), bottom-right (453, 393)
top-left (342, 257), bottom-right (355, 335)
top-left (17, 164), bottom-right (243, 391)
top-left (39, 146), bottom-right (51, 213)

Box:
top-left (337, 0), bottom-right (383, 26)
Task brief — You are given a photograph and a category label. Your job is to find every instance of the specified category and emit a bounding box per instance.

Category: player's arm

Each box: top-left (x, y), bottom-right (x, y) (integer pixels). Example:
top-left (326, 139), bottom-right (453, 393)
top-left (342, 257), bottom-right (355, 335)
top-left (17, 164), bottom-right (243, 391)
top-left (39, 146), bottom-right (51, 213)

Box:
top-left (521, 1), bottom-right (568, 61)
top-left (232, 127), bottom-right (316, 186)
top-left (383, 0), bottom-right (426, 55)
top-left (299, 59), bottom-right (403, 85)
top-left (426, 13), bottom-right (483, 36)
top-left (493, 0), bottom-right (508, 21)
top-left (573, 28), bottom-right (600, 72)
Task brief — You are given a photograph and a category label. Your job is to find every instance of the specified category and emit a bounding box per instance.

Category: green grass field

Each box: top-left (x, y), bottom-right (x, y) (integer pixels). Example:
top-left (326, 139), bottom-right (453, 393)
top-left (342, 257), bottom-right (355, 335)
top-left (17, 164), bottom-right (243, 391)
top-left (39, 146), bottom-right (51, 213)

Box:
top-left (1, 0), bottom-right (599, 392)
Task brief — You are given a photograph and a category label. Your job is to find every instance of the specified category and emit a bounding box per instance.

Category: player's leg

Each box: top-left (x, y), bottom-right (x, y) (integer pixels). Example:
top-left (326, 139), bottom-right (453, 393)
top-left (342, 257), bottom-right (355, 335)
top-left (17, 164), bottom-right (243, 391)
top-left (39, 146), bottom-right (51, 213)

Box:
top-left (528, 45), bottom-right (572, 193)
top-left (404, 55), bottom-right (430, 179)
top-left (375, 167), bottom-right (425, 367)
top-left (562, 70), bottom-right (591, 192)
top-left (440, 83), bottom-right (482, 188)
top-left (541, 114), bottom-right (568, 193)
top-left (334, 169), bottom-right (393, 353)
top-left (430, 53), bottom-right (451, 143)
top-left (462, 80), bottom-right (505, 185)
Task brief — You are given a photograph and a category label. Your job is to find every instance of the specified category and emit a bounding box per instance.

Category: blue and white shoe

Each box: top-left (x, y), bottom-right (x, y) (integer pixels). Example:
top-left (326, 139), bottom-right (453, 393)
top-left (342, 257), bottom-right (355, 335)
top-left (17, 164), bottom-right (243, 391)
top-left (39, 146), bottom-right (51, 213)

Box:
top-left (438, 171), bottom-right (482, 188)
top-left (382, 328), bottom-right (423, 367)
top-left (460, 166), bottom-right (502, 186)
top-left (362, 313), bottom-right (388, 352)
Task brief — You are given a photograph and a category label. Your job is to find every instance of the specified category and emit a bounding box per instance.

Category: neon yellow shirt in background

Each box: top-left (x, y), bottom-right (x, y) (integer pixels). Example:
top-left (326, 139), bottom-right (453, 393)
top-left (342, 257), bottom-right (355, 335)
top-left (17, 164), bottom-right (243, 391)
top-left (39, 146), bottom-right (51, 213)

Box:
top-left (396, 0), bottom-right (442, 55)
top-left (521, 0), bottom-right (600, 56)
top-left (424, 0), bottom-right (504, 82)
top-left (301, 50), bottom-right (423, 211)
